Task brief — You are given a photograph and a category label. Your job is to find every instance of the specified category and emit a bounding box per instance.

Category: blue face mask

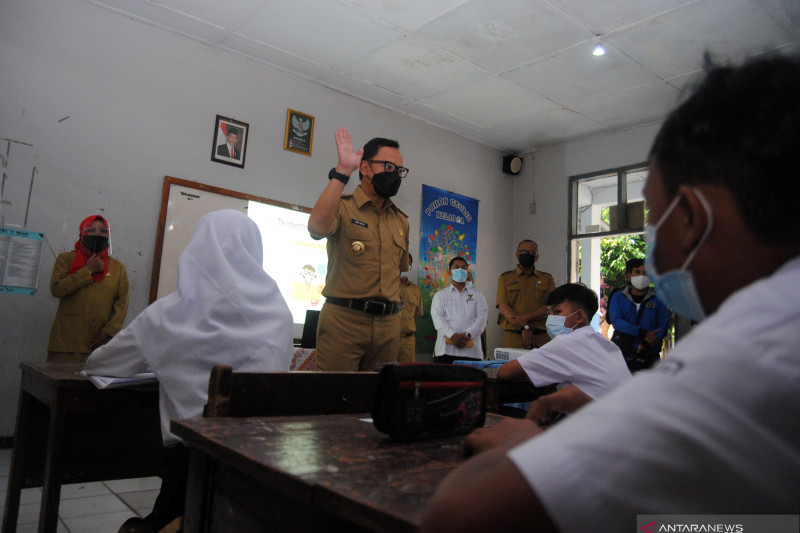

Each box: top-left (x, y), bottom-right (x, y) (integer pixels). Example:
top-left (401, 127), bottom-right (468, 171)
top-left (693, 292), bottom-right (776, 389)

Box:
top-left (645, 189), bottom-right (713, 323)
top-left (451, 267), bottom-right (468, 283)
top-left (546, 310), bottom-right (579, 338)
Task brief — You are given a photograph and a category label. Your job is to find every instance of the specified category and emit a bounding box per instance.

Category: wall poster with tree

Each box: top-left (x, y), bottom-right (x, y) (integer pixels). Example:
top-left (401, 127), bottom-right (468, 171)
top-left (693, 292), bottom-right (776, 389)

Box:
top-left (416, 185), bottom-right (479, 357)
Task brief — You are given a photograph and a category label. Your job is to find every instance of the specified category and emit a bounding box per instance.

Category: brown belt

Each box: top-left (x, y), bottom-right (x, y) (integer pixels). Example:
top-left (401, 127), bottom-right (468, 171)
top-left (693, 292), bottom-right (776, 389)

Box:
top-left (326, 297), bottom-right (402, 315)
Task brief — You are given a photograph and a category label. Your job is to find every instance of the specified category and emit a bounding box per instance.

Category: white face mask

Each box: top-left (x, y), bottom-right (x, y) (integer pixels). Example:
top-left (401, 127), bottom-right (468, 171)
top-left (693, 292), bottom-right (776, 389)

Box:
top-left (630, 275), bottom-right (651, 291)
top-left (545, 310), bottom-right (579, 338)
top-left (451, 267), bottom-right (468, 283)
top-left (645, 189), bottom-right (713, 322)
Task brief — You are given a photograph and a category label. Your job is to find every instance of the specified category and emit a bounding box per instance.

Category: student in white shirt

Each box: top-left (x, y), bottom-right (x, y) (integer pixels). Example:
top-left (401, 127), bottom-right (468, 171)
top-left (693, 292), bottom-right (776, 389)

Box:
top-left (421, 53), bottom-right (800, 532)
top-left (430, 257), bottom-right (488, 363)
top-left (496, 283), bottom-right (630, 401)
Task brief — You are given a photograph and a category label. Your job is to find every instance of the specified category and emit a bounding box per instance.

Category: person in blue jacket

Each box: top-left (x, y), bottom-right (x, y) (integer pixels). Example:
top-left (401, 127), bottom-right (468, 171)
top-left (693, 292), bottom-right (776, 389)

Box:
top-left (607, 258), bottom-right (670, 371)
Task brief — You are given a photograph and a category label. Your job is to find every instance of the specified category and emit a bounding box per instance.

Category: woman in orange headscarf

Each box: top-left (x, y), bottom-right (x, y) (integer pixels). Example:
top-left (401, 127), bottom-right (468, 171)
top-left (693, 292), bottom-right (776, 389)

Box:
top-left (47, 215), bottom-right (129, 362)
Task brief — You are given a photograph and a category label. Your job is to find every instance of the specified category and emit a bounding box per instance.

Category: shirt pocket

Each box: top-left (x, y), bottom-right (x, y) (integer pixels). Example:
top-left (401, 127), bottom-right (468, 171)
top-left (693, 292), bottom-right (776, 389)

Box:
top-left (392, 230), bottom-right (408, 265)
top-left (506, 283), bottom-right (521, 305)
top-left (343, 219), bottom-right (376, 243)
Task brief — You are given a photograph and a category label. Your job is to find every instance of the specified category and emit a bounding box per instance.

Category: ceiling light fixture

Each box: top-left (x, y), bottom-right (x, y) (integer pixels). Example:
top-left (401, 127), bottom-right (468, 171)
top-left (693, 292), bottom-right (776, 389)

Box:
top-left (593, 44), bottom-right (606, 57)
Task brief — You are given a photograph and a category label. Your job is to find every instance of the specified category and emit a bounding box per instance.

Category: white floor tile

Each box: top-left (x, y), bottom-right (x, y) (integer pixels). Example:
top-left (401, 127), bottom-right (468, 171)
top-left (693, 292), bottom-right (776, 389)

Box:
top-left (117, 488), bottom-right (158, 517)
top-left (61, 510), bottom-right (133, 533)
top-left (0, 449), bottom-right (12, 468)
top-left (60, 481), bottom-right (111, 499)
top-left (104, 476), bottom-right (161, 493)
top-left (57, 493), bottom-right (128, 518)
top-left (14, 519), bottom-right (69, 533)
top-left (15, 501), bottom-right (43, 525)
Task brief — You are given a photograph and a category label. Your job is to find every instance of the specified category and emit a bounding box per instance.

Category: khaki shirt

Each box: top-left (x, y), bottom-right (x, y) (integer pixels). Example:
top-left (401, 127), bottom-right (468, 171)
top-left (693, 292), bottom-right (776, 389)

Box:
top-left (399, 278), bottom-right (423, 334)
top-left (496, 266), bottom-right (555, 332)
top-left (48, 252), bottom-right (129, 353)
top-left (315, 185), bottom-right (409, 302)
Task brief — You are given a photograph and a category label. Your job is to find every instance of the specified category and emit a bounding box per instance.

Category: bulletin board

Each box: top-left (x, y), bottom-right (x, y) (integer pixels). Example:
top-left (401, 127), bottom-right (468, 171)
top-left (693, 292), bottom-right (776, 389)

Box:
top-left (150, 176), bottom-right (328, 331)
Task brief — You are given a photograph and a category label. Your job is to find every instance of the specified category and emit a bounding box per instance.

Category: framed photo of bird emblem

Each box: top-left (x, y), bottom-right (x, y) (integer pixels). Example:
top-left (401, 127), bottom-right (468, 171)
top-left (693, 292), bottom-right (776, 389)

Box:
top-left (284, 108), bottom-right (315, 156)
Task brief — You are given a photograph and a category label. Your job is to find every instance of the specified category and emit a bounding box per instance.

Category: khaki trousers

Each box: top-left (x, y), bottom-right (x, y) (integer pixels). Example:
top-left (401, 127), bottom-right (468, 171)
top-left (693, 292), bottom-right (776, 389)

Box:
top-left (316, 302), bottom-right (401, 371)
top-left (398, 333), bottom-right (416, 363)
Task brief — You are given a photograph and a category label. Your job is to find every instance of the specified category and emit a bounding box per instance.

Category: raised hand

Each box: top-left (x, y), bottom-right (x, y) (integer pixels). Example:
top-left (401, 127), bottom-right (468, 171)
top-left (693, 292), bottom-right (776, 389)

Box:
top-left (334, 127), bottom-right (364, 175)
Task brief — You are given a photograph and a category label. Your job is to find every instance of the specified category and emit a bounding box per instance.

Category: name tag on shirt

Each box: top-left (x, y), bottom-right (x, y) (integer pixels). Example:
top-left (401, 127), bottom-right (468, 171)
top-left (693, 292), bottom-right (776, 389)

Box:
top-left (351, 219), bottom-right (368, 228)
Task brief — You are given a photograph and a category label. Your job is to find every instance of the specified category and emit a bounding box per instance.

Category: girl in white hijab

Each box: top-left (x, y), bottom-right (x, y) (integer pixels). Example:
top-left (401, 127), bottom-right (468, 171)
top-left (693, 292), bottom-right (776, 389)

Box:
top-left (86, 209), bottom-right (293, 532)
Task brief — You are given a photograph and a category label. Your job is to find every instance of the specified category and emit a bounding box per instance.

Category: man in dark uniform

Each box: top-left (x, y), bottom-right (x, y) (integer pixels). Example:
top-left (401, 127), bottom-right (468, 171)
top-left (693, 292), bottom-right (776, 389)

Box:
top-left (496, 240), bottom-right (555, 349)
top-left (308, 127), bottom-right (410, 371)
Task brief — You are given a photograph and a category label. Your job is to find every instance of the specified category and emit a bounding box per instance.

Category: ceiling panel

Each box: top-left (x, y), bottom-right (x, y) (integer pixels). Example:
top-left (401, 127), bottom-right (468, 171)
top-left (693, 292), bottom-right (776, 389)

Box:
top-left (417, 0), bottom-right (590, 72)
top-left (502, 41), bottom-right (662, 106)
top-left (340, 34), bottom-right (488, 99)
top-left (608, 0), bottom-right (796, 79)
top-left (571, 82), bottom-right (681, 129)
top-left (344, 0), bottom-right (471, 30)
top-left (235, 0), bottom-right (400, 69)
top-left (80, 0), bottom-right (800, 152)
top-left (418, 77), bottom-right (557, 128)
top-left (545, 0), bottom-right (694, 35)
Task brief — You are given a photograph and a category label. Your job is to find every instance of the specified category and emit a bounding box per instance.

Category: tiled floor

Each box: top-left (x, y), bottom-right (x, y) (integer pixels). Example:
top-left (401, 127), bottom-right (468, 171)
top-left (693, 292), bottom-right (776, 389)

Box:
top-left (0, 448), bottom-right (161, 532)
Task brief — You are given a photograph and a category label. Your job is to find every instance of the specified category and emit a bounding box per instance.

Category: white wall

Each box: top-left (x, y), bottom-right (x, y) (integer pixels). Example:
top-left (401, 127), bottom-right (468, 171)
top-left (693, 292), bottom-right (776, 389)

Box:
top-left (0, 0), bottom-right (525, 437)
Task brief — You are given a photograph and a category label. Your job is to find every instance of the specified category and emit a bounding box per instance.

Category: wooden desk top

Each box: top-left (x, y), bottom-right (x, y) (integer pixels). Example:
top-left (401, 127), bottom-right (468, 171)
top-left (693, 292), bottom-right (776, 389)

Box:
top-left (20, 361), bottom-right (90, 384)
top-left (173, 413), bottom-right (503, 532)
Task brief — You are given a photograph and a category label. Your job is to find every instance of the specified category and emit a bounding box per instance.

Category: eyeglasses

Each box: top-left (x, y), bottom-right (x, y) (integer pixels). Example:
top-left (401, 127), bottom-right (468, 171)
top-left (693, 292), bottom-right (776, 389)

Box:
top-left (517, 250), bottom-right (537, 256)
top-left (367, 160), bottom-right (409, 178)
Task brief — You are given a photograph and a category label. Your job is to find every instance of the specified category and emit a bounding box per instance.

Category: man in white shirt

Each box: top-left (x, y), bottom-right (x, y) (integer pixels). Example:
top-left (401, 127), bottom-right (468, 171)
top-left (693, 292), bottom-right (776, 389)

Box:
top-left (431, 257), bottom-right (488, 363)
top-left (421, 53), bottom-right (800, 532)
top-left (496, 283), bottom-right (630, 401)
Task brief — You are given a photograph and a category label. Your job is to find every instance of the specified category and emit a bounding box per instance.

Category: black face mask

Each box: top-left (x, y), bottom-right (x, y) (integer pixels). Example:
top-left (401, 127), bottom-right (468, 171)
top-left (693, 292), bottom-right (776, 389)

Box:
top-left (82, 235), bottom-right (109, 254)
top-left (518, 253), bottom-right (535, 270)
top-left (370, 171), bottom-right (402, 199)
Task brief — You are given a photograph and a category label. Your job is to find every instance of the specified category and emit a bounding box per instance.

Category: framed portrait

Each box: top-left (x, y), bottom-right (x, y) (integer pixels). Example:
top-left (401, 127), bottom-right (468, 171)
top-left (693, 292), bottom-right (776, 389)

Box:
top-left (211, 115), bottom-right (249, 168)
top-left (284, 109), bottom-right (315, 156)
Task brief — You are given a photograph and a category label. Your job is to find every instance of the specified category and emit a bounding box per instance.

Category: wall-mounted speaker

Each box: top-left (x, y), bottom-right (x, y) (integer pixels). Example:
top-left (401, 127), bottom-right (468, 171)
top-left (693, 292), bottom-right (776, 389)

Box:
top-left (502, 155), bottom-right (523, 175)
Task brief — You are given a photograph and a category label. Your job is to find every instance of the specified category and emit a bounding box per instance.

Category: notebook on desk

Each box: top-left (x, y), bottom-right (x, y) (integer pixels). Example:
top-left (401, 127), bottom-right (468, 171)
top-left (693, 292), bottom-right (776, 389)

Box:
top-left (300, 309), bottom-right (320, 349)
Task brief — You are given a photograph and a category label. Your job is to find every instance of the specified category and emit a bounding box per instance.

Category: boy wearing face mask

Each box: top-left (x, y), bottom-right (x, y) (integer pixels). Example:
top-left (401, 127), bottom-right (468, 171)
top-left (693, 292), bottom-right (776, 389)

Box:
top-left (496, 283), bottom-right (630, 401)
top-left (607, 258), bottom-right (671, 371)
top-left (431, 257), bottom-right (489, 364)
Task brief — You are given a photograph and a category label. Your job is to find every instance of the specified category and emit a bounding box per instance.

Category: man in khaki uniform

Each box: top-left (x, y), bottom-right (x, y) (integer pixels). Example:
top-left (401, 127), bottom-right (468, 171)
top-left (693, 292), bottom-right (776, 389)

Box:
top-left (308, 127), bottom-right (410, 371)
top-left (496, 240), bottom-right (555, 349)
top-left (398, 254), bottom-right (423, 362)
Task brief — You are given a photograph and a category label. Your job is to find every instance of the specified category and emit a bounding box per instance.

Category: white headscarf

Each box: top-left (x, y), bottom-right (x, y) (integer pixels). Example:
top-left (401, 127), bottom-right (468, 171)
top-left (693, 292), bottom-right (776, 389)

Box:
top-left (130, 209), bottom-right (293, 424)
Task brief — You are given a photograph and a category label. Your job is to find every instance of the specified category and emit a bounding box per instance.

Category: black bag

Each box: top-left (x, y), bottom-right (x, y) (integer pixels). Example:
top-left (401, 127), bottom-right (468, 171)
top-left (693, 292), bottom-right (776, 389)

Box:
top-left (610, 329), bottom-right (636, 357)
top-left (372, 363), bottom-right (487, 440)
top-left (609, 290), bottom-right (650, 358)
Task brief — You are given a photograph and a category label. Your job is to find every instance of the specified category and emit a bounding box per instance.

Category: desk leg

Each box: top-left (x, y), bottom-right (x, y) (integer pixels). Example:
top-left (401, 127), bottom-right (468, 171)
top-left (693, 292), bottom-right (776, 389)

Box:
top-left (1, 390), bottom-right (34, 533)
top-left (38, 394), bottom-right (67, 533)
top-left (485, 384), bottom-right (500, 413)
top-left (182, 448), bottom-right (211, 533)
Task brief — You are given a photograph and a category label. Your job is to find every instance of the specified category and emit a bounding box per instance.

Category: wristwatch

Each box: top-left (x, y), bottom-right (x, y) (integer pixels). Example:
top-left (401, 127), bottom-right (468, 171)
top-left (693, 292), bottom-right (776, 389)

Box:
top-left (328, 167), bottom-right (350, 185)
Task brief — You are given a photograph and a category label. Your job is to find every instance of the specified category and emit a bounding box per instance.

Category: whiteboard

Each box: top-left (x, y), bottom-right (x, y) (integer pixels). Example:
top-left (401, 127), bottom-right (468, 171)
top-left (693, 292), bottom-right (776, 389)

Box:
top-left (150, 177), bottom-right (327, 336)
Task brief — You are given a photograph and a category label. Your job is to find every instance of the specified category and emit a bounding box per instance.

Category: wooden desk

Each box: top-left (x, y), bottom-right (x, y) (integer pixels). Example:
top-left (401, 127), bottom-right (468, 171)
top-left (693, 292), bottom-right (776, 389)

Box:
top-left (172, 413), bottom-right (503, 533)
top-left (483, 367), bottom-right (556, 413)
top-left (2, 362), bottom-right (169, 533)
